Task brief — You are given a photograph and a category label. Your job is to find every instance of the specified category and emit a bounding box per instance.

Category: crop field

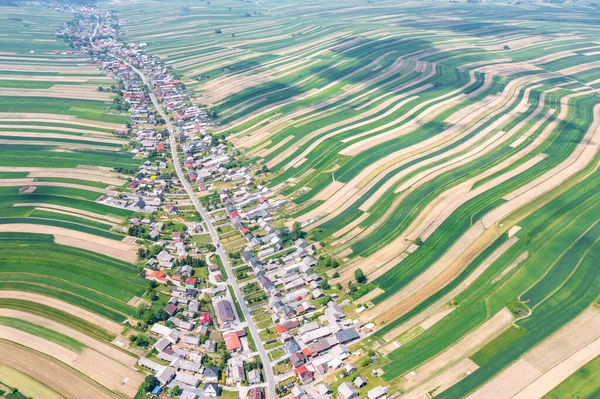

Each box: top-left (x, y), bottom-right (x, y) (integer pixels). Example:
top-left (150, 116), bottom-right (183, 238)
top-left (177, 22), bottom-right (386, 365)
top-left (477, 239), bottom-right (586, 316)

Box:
top-left (109, 0), bottom-right (600, 395)
top-left (0, 4), bottom-right (138, 260)
top-left (0, 4), bottom-right (145, 398)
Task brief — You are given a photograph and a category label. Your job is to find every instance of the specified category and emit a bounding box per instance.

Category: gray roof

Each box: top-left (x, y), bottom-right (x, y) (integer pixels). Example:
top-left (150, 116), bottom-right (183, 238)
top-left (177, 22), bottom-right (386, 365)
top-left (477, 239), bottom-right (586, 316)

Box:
top-left (175, 371), bottom-right (200, 387)
top-left (338, 382), bottom-right (358, 399)
top-left (138, 357), bottom-right (162, 373)
top-left (156, 366), bottom-right (176, 385)
top-left (215, 299), bottom-right (235, 321)
top-left (336, 327), bottom-right (359, 344)
top-left (204, 366), bottom-right (219, 379)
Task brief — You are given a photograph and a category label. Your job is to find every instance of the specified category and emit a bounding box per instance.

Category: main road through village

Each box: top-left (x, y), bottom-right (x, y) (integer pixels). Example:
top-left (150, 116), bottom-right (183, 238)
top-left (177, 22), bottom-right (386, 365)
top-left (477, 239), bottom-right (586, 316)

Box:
top-left (92, 18), bottom-right (277, 399)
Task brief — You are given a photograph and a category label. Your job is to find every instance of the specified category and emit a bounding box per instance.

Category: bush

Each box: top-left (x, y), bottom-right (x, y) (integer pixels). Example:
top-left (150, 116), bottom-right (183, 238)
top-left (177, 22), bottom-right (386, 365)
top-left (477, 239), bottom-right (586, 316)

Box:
top-left (355, 268), bottom-right (367, 284)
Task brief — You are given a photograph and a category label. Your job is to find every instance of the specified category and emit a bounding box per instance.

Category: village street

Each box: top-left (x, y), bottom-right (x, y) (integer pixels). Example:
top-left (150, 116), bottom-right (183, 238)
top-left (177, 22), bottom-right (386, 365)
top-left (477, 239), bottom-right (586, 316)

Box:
top-left (119, 53), bottom-right (277, 399)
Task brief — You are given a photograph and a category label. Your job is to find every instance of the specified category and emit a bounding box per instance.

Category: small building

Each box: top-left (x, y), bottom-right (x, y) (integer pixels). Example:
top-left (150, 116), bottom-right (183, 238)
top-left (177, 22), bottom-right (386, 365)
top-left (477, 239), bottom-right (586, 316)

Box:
top-left (338, 382), bottom-right (358, 399)
top-left (354, 376), bottom-right (368, 388)
top-left (294, 365), bottom-right (314, 384)
top-left (248, 369), bottom-right (262, 385)
top-left (204, 383), bottom-right (219, 398)
top-left (185, 277), bottom-right (197, 288)
top-left (249, 387), bottom-right (263, 399)
top-left (200, 313), bottom-right (212, 325)
top-left (165, 303), bottom-right (178, 316)
top-left (204, 366), bottom-right (219, 382)
top-left (156, 366), bottom-right (176, 386)
top-left (316, 384), bottom-right (332, 396)
top-left (289, 352), bottom-right (306, 368)
top-left (367, 386), bottom-right (387, 399)
top-left (224, 331), bottom-right (243, 352)
top-left (204, 339), bottom-right (216, 353)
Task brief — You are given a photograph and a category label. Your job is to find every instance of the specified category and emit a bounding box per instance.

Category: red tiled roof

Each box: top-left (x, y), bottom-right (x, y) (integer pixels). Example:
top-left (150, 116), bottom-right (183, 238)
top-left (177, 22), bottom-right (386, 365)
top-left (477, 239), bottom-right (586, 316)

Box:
top-left (276, 325), bottom-right (287, 335)
top-left (185, 277), bottom-right (197, 285)
top-left (224, 332), bottom-right (242, 351)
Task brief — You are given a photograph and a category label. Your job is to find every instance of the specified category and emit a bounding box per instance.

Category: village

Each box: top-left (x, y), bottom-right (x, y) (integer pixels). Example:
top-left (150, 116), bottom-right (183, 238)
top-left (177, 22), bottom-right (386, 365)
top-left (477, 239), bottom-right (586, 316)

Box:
top-left (51, 3), bottom-right (389, 399)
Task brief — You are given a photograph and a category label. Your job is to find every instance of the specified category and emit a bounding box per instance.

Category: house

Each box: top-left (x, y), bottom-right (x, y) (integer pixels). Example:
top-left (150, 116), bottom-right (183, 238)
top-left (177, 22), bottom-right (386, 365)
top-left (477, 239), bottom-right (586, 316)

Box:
top-left (316, 384), bottom-right (332, 396)
top-left (188, 301), bottom-right (200, 313)
top-left (249, 387), bottom-right (263, 399)
top-left (231, 364), bottom-right (245, 382)
top-left (289, 352), bottom-right (306, 368)
top-left (156, 366), bottom-right (176, 385)
top-left (248, 369), bottom-right (262, 385)
top-left (198, 324), bottom-right (209, 336)
top-left (336, 328), bottom-right (360, 344)
top-left (205, 339), bottom-right (216, 353)
top-left (204, 366), bottom-right (219, 382)
top-left (284, 339), bottom-right (301, 355)
top-left (345, 364), bottom-right (356, 374)
top-left (175, 372), bottom-right (200, 387)
top-left (367, 386), bottom-right (387, 399)
top-left (185, 277), bottom-right (197, 288)
top-left (204, 383), bottom-right (219, 398)
top-left (154, 337), bottom-right (170, 352)
top-left (294, 365), bottom-right (314, 384)
top-left (165, 303), bottom-right (178, 316)
top-left (200, 312), bottom-right (212, 325)
top-left (338, 382), bottom-right (358, 399)
top-left (146, 269), bottom-right (168, 284)
top-left (150, 323), bottom-right (172, 337)
top-left (182, 335), bottom-right (200, 346)
top-left (215, 300), bottom-right (235, 322)
top-left (224, 331), bottom-right (243, 352)
top-left (180, 390), bottom-right (196, 399)
top-left (354, 376), bottom-right (368, 388)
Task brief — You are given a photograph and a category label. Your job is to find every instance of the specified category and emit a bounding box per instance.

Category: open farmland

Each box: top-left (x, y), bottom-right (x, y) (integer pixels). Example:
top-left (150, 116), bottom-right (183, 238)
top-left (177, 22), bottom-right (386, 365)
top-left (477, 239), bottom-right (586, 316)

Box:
top-left (0, 3), bottom-right (139, 256)
top-left (108, 0), bottom-right (600, 396)
top-left (0, 4), bottom-right (147, 398)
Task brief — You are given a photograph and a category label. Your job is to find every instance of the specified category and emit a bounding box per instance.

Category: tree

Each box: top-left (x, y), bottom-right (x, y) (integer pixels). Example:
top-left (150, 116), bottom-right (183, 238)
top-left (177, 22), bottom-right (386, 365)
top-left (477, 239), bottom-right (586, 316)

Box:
top-left (170, 386), bottom-right (181, 397)
top-left (142, 375), bottom-right (158, 392)
top-left (97, 86), bottom-right (104, 92)
top-left (291, 221), bottom-right (305, 240)
top-left (355, 268), bottom-right (367, 284)
top-left (321, 280), bottom-right (330, 290)
top-left (332, 271), bottom-right (340, 278)
top-left (136, 335), bottom-right (150, 348)
top-left (215, 28), bottom-right (222, 34)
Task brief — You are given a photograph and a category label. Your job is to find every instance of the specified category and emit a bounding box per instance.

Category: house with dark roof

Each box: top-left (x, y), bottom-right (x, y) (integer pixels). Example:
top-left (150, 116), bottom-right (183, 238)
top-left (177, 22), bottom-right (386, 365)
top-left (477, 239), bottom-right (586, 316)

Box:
top-left (204, 366), bottom-right (219, 382)
top-left (215, 299), bottom-right (235, 322)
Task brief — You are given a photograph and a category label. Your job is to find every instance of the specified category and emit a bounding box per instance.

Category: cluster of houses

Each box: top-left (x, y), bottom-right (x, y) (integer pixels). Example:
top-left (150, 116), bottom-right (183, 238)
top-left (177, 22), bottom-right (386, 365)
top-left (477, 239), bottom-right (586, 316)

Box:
top-left (290, 383), bottom-right (387, 399)
top-left (210, 155), bottom-right (387, 397)
top-left (56, 3), bottom-right (391, 399)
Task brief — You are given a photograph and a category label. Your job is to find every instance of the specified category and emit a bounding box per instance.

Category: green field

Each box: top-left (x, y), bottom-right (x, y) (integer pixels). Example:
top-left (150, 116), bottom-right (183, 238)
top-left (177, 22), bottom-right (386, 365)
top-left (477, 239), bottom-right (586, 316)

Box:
top-left (0, 317), bottom-right (86, 353)
top-left (0, 233), bottom-right (145, 322)
top-left (543, 355), bottom-right (600, 399)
